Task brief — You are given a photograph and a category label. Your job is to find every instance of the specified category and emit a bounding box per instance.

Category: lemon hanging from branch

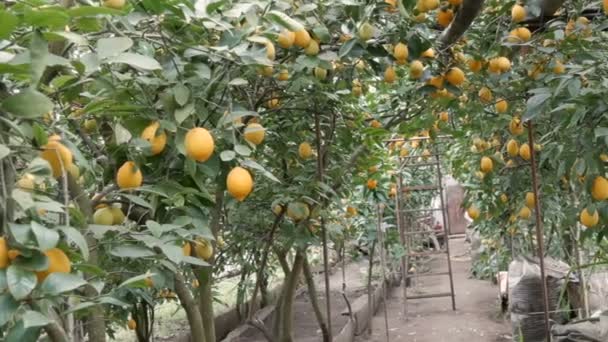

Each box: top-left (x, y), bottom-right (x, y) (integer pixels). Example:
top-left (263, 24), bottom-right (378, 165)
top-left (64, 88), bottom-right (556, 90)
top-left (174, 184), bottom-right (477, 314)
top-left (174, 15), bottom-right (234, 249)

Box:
top-left (116, 161), bottom-right (143, 189)
top-left (226, 167), bottom-right (253, 201)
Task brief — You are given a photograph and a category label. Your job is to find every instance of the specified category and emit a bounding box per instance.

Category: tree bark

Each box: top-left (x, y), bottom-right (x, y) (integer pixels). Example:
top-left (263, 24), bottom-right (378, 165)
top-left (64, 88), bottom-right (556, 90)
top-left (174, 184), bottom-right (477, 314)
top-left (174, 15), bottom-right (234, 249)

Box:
top-left (302, 256), bottom-right (330, 342)
top-left (438, 0), bottom-right (486, 50)
top-left (278, 250), bottom-right (305, 342)
top-left (175, 273), bottom-right (206, 342)
top-left (67, 175), bottom-right (106, 342)
top-left (45, 321), bottom-right (70, 342)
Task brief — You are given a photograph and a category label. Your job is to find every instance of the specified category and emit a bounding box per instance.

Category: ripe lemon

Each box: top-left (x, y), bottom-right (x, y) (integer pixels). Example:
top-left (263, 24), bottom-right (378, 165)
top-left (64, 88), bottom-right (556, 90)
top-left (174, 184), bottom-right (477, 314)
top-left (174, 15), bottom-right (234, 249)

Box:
top-left (17, 173), bottom-right (36, 191)
top-left (497, 57), bottom-right (511, 72)
top-left (487, 58), bottom-right (501, 74)
top-left (519, 143), bottom-right (531, 160)
top-left (591, 176), bottom-right (608, 201)
top-left (304, 40), bottom-right (319, 56)
top-left (185, 127), bottom-right (214, 162)
top-left (40, 140), bottom-right (74, 178)
top-left (409, 60), bottom-right (424, 79)
top-left (244, 123), bottom-right (265, 145)
top-left (36, 248), bottom-right (71, 282)
top-left (519, 206), bottom-right (531, 219)
top-left (116, 161), bottom-right (143, 189)
top-left (94, 207), bottom-right (114, 225)
top-left (422, 0), bottom-right (439, 11)
top-left (314, 67), bottom-right (327, 80)
top-left (394, 42), bottom-right (409, 61)
top-left (370, 120), bottom-right (382, 128)
top-left (604, 0), bottom-right (608, 14)
top-left (272, 204), bottom-right (283, 216)
top-left (421, 48), bottom-right (435, 58)
top-left (509, 117), bottom-right (524, 135)
top-left (468, 59), bottom-right (483, 73)
top-left (103, 0), bottom-right (125, 9)
top-left (446, 67), bottom-right (465, 86)
top-left (413, 13), bottom-right (427, 22)
top-left (439, 111), bottom-right (449, 122)
top-left (525, 192), bottom-right (535, 208)
top-left (553, 60), bottom-right (565, 74)
top-left (182, 242), bottom-right (192, 256)
top-left (84, 119), bottom-right (97, 132)
top-left (495, 99), bottom-right (508, 113)
top-left (298, 142), bottom-right (313, 159)
top-left (580, 208), bottom-right (599, 228)
top-left (192, 279), bottom-right (200, 288)
top-left (128, 319), bottom-right (136, 330)
top-left (144, 277), bottom-right (154, 287)
top-left (346, 206), bottom-right (358, 217)
top-left (259, 65), bottom-right (273, 77)
top-left (400, 147), bottom-right (410, 157)
top-left (352, 85), bottom-right (363, 97)
top-left (287, 202), bottom-right (310, 221)
top-left (0, 237), bottom-right (8, 269)
top-left (267, 98), bottom-right (280, 108)
top-left (480, 156), bottom-right (493, 173)
top-left (508, 27), bottom-right (531, 42)
top-left (141, 121), bottom-right (167, 155)
top-left (467, 206), bottom-right (480, 220)
top-left (428, 75), bottom-right (444, 89)
top-left (511, 4), bottom-right (526, 22)
top-left (358, 22), bottom-right (375, 41)
top-left (277, 69), bottom-right (289, 81)
top-left (367, 179), bottom-right (377, 190)
top-left (294, 29), bottom-right (311, 48)
top-left (226, 166), bottom-right (253, 201)
top-left (7, 249), bottom-right (20, 260)
top-left (384, 66), bottom-right (396, 83)
top-left (278, 30), bottom-right (296, 48)
top-left (437, 9), bottom-right (454, 28)
top-left (110, 206), bottom-right (125, 224)
top-left (266, 42), bottom-right (276, 60)
top-left (478, 87), bottom-right (493, 103)
top-left (194, 238), bottom-right (214, 260)
top-left (507, 139), bottom-right (519, 157)
top-left (389, 187), bottom-right (397, 197)
top-left (500, 194), bottom-right (508, 203)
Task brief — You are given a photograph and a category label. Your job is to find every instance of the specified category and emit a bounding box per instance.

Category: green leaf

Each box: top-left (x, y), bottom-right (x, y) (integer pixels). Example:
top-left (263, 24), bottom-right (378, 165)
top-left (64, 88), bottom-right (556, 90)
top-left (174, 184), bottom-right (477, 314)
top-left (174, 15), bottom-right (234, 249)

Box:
top-left (30, 31), bottom-right (49, 85)
top-left (63, 301), bottom-right (96, 315)
top-left (68, 6), bottom-right (123, 17)
top-left (173, 84), bottom-right (190, 106)
top-left (595, 127), bottom-right (608, 139)
top-left (234, 144), bottom-right (251, 156)
top-left (23, 8), bottom-right (69, 29)
top-left (523, 93), bottom-right (551, 120)
top-left (108, 52), bottom-right (161, 70)
top-left (13, 250), bottom-right (49, 272)
top-left (22, 311), bottom-right (51, 329)
top-left (97, 37), bottom-right (133, 59)
top-left (31, 222), bottom-right (59, 251)
top-left (60, 226), bottom-right (89, 261)
top-left (220, 150), bottom-right (236, 161)
top-left (7, 265), bottom-right (37, 300)
top-left (12, 188), bottom-right (34, 211)
top-left (339, 39), bottom-right (357, 58)
top-left (27, 157), bottom-right (52, 176)
top-left (0, 144), bottom-right (10, 160)
top-left (265, 11), bottom-right (304, 31)
top-left (146, 220), bottom-right (163, 238)
top-left (122, 193), bottom-right (153, 210)
top-left (2, 89), bottom-right (54, 118)
top-left (175, 103), bottom-right (195, 124)
top-left (40, 273), bottom-right (87, 295)
top-left (8, 223), bottom-right (33, 245)
top-left (110, 245), bottom-right (155, 258)
top-left (0, 9), bottom-right (19, 39)
top-left (0, 293), bottom-right (19, 326)
top-left (241, 159), bottom-right (280, 182)
top-left (182, 256), bottom-right (210, 266)
top-left (44, 31), bottom-right (88, 46)
top-left (5, 320), bottom-right (41, 341)
top-left (0, 270), bottom-right (6, 292)
top-left (118, 273), bottom-right (156, 288)
top-left (159, 244), bottom-right (182, 264)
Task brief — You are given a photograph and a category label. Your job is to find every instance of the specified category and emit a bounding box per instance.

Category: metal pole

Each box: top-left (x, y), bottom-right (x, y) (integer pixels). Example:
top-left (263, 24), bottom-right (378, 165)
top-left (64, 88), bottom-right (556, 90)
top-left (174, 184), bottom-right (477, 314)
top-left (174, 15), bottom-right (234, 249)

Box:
top-left (527, 121), bottom-right (551, 341)
top-left (396, 163), bottom-right (409, 319)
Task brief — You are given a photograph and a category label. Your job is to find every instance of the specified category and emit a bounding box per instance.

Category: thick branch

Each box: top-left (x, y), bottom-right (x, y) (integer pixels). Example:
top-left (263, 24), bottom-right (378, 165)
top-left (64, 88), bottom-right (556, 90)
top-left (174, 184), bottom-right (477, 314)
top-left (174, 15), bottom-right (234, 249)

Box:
top-left (302, 256), bottom-right (330, 342)
top-left (438, 0), bottom-right (485, 50)
top-left (174, 273), bottom-right (206, 342)
top-left (44, 321), bottom-right (70, 342)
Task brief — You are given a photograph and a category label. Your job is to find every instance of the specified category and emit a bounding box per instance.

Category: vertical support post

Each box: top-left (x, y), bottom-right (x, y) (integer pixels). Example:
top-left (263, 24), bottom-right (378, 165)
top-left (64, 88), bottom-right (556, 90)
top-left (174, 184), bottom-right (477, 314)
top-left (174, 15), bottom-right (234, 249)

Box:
top-left (376, 204), bottom-right (390, 342)
top-left (527, 121), bottom-right (551, 341)
top-left (434, 147), bottom-right (456, 311)
top-left (314, 112), bottom-right (332, 341)
top-left (396, 164), bottom-right (409, 320)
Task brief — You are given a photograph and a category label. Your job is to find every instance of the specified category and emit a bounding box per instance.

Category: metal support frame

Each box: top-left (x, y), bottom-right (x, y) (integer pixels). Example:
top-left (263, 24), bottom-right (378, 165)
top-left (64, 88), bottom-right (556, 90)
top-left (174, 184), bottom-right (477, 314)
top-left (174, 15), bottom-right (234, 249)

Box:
top-left (392, 136), bottom-right (456, 319)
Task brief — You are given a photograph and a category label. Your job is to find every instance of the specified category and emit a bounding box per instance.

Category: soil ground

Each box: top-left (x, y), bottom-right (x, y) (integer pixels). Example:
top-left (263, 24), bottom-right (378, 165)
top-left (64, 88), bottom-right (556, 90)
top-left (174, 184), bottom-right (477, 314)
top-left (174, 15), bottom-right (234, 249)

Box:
top-left (360, 237), bottom-right (512, 342)
top-left (241, 258), bottom-right (371, 342)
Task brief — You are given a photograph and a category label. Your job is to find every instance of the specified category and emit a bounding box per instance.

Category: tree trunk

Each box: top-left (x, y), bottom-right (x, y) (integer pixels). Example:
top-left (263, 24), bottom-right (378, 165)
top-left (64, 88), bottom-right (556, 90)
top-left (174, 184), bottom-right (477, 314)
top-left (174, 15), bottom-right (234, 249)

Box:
top-left (67, 175), bottom-right (106, 342)
top-left (175, 273), bottom-right (206, 342)
top-left (278, 250), bottom-right (305, 342)
top-left (45, 321), bottom-right (70, 342)
top-left (302, 256), bottom-right (330, 342)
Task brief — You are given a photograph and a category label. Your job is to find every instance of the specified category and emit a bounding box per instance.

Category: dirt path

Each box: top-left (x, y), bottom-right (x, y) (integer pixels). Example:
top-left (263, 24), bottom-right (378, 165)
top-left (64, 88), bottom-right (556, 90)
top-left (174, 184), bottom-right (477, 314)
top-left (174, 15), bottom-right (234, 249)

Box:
top-left (361, 237), bottom-right (512, 342)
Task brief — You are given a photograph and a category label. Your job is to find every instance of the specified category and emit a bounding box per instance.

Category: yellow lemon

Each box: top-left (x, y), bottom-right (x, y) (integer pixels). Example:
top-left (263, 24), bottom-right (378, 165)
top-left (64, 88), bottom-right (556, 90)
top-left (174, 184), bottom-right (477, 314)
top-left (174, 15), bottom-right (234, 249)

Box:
top-left (519, 143), bottom-right (531, 160)
top-left (367, 179), bottom-right (377, 190)
top-left (509, 117), bottom-right (524, 135)
top-left (277, 30), bottom-right (295, 48)
top-left (511, 4), bottom-right (526, 22)
top-left (393, 42), bottom-right (409, 61)
top-left (36, 248), bottom-right (71, 282)
top-left (294, 29), bottom-right (311, 48)
top-left (40, 140), bottom-right (74, 178)
top-left (194, 239), bottom-right (214, 260)
top-left (93, 207), bottom-right (114, 225)
top-left (287, 202), bottom-right (310, 222)
top-left (495, 99), bottom-right (508, 113)
top-left (103, 0), bottom-right (125, 9)
top-left (410, 60), bottom-right (424, 79)
top-left (244, 123), bottom-right (265, 145)
top-left (445, 67), bottom-right (465, 86)
top-left (437, 9), bottom-right (454, 28)
top-left (298, 142), bottom-right (313, 159)
top-left (141, 121), bottom-right (167, 155)
top-left (116, 161), bottom-right (143, 189)
top-left (304, 40), bottom-right (319, 56)
top-left (358, 22), bottom-right (375, 40)
top-left (525, 192), bottom-right (535, 208)
top-left (480, 156), bottom-right (493, 173)
top-left (185, 127), bottom-right (214, 162)
top-left (467, 206), bottom-right (480, 220)
top-left (507, 139), bottom-right (519, 157)
top-left (591, 176), bottom-right (608, 201)
top-left (478, 87), bottom-right (493, 103)
top-left (580, 208), bottom-right (599, 228)
top-left (519, 206), bottom-right (531, 219)
top-left (384, 66), bottom-right (396, 83)
top-left (226, 167), bottom-right (253, 201)
top-left (468, 59), bottom-right (483, 73)
top-left (0, 237), bottom-right (8, 269)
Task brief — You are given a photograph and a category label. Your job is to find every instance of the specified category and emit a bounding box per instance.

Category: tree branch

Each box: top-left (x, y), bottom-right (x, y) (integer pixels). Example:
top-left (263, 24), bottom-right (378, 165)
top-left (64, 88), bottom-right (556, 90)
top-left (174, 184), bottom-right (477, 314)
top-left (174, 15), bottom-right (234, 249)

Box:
top-left (438, 0), bottom-right (486, 50)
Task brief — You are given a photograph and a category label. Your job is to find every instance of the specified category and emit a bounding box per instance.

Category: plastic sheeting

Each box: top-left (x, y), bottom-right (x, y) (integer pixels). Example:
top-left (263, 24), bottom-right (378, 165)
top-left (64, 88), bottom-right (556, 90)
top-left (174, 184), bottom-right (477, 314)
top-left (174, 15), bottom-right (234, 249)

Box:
top-left (508, 256), bottom-right (571, 342)
top-left (551, 314), bottom-right (608, 342)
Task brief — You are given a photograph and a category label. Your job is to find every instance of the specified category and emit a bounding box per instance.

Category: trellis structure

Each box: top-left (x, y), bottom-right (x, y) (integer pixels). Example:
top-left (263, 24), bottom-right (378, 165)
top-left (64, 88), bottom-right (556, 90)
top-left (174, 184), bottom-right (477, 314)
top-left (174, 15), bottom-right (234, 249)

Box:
top-left (390, 135), bottom-right (456, 318)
